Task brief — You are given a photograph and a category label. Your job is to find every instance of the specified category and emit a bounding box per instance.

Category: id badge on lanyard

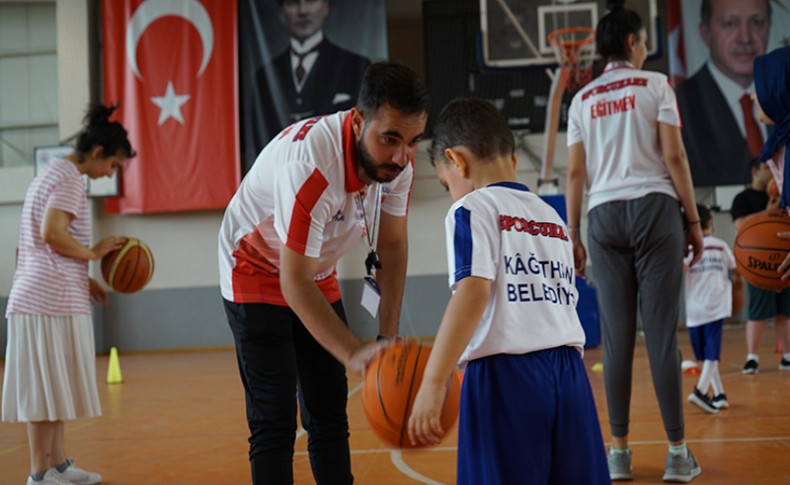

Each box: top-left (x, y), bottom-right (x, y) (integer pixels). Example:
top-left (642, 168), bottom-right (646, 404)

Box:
top-left (355, 184), bottom-right (382, 317)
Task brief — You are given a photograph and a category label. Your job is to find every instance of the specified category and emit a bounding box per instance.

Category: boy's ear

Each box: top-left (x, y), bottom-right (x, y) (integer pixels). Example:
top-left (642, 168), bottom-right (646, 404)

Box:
top-left (444, 147), bottom-right (470, 178)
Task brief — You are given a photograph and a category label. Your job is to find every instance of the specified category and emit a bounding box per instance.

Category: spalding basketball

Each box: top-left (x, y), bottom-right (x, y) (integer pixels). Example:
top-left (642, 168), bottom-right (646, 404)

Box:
top-left (733, 211), bottom-right (790, 291)
top-left (101, 237), bottom-right (154, 293)
top-left (361, 339), bottom-right (461, 448)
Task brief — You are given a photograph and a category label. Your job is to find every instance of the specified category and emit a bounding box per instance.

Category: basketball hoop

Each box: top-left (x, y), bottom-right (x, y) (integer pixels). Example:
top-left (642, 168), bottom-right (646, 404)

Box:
top-left (547, 26), bottom-right (596, 93)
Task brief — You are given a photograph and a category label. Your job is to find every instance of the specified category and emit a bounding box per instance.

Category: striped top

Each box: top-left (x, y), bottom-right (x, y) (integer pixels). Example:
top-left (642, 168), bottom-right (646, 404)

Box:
top-left (6, 158), bottom-right (91, 316)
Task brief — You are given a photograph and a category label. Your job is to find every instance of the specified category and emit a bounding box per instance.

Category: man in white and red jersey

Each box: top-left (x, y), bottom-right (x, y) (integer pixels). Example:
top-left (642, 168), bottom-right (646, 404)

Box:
top-left (218, 61), bottom-right (429, 484)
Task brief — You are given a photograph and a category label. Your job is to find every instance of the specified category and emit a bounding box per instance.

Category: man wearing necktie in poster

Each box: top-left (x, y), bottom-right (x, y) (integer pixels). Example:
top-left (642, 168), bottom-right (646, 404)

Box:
top-left (676, 0), bottom-right (771, 187)
top-left (255, 0), bottom-right (370, 143)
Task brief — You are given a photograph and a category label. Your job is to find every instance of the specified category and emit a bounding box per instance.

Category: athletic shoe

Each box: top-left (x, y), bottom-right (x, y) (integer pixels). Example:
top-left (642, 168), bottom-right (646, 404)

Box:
top-left (608, 448), bottom-right (633, 481)
top-left (663, 449), bottom-right (702, 483)
top-left (742, 359), bottom-right (759, 374)
top-left (779, 358), bottom-right (790, 371)
top-left (26, 469), bottom-right (73, 485)
top-left (60, 459), bottom-right (102, 485)
top-left (711, 393), bottom-right (729, 409)
top-left (687, 388), bottom-right (719, 414)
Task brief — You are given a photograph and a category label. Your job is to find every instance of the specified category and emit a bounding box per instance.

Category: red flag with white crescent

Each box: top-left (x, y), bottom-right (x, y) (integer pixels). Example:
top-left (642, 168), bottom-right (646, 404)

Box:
top-left (101, 0), bottom-right (240, 213)
top-left (667, 0), bottom-right (686, 88)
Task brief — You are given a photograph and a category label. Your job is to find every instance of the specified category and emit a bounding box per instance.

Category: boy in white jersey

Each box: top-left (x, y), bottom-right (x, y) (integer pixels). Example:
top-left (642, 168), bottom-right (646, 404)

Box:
top-left (684, 204), bottom-right (740, 413)
top-left (406, 97), bottom-right (609, 484)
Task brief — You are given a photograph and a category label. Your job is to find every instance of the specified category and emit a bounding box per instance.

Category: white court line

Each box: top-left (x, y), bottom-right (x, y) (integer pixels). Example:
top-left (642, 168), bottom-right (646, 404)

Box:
top-left (295, 383), bottom-right (363, 442)
top-left (620, 436), bottom-right (790, 446)
top-left (390, 449), bottom-right (445, 485)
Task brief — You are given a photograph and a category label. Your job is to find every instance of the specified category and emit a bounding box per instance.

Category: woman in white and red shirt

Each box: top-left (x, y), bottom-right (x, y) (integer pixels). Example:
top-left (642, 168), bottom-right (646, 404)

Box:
top-left (565, 1), bottom-right (704, 482)
top-left (2, 104), bottom-right (133, 485)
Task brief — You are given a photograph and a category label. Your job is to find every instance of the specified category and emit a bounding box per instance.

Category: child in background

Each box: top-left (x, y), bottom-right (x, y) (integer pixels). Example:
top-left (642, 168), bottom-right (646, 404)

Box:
top-left (406, 97), bottom-right (609, 484)
top-left (684, 203), bottom-right (741, 413)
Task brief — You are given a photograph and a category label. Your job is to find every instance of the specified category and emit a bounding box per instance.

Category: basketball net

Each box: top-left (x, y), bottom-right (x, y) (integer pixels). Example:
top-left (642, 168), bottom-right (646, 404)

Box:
top-left (547, 27), bottom-right (596, 94)
top-left (538, 27), bottom-right (596, 195)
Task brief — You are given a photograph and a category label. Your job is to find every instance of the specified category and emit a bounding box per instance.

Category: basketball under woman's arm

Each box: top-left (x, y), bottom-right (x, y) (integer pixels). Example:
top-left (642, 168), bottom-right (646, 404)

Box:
top-left (658, 121), bottom-right (703, 265)
top-left (407, 276), bottom-right (490, 446)
top-left (565, 142), bottom-right (588, 275)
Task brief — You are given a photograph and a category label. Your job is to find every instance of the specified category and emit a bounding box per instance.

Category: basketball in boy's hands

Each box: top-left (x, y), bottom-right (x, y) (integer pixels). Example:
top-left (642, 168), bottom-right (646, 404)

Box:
top-left (101, 237), bottom-right (154, 293)
top-left (733, 211), bottom-right (790, 291)
top-left (361, 339), bottom-right (461, 448)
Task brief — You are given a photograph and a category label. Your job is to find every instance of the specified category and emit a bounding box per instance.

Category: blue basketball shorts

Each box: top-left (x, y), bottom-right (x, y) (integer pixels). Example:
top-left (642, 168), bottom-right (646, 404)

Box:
top-left (688, 320), bottom-right (723, 361)
top-left (457, 346), bottom-right (610, 485)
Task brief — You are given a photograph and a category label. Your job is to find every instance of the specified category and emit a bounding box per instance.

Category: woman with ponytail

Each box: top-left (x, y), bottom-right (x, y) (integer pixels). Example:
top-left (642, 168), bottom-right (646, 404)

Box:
top-left (2, 104), bottom-right (135, 485)
top-left (565, 0), bottom-right (704, 482)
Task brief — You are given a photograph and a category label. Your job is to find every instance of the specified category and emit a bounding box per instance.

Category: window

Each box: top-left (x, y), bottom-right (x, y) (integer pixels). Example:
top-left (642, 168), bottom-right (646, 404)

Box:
top-left (0, 2), bottom-right (58, 168)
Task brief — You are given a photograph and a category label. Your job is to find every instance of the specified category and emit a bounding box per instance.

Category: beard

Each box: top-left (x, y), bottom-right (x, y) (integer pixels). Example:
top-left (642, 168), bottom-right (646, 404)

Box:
top-left (357, 137), bottom-right (404, 183)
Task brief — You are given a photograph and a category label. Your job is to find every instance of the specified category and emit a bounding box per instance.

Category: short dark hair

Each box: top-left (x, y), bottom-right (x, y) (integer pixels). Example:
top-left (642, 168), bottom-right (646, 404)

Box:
top-left (596, 0), bottom-right (644, 60)
top-left (357, 61), bottom-right (430, 119)
top-left (701, 0), bottom-right (771, 26)
top-left (75, 104), bottom-right (135, 159)
top-left (428, 97), bottom-right (514, 167)
top-left (697, 202), bottom-right (712, 229)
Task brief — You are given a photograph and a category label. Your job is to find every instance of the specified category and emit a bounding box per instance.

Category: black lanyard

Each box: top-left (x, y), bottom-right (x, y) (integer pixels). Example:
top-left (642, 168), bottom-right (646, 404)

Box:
top-left (357, 184), bottom-right (382, 275)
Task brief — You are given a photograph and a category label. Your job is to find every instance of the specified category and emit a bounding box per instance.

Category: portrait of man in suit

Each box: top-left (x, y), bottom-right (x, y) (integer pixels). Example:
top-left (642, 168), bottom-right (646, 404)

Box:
top-left (254, 0), bottom-right (370, 144)
top-left (676, 0), bottom-right (772, 187)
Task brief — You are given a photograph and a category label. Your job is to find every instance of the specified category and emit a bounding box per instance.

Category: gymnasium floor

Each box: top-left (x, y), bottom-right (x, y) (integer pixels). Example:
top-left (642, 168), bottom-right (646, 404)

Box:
top-left (0, 326), bottom-right (788, 484)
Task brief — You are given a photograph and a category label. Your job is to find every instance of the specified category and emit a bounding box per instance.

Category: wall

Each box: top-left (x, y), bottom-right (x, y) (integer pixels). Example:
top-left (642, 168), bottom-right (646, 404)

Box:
top-left (0, 0), bottom-right (742, 354)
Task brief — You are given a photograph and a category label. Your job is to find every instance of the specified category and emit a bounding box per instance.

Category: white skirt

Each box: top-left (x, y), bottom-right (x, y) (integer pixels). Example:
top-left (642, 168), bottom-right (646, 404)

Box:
top-left (2, 313), bottom-right (102, 422)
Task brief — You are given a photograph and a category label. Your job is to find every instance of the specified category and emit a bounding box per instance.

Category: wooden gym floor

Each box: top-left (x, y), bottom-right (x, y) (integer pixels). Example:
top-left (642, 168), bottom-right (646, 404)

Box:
top-left (1, 326), bottom-right (788, 484)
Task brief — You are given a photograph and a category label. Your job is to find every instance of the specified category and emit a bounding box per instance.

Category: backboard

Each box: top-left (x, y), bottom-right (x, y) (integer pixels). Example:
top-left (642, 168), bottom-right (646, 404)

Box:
top-left (480, 0), bottom-right (659, 68)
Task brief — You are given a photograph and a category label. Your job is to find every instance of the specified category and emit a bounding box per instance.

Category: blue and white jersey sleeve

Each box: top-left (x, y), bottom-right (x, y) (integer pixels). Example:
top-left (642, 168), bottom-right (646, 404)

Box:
top-left (445, 196), bottom-right (498, 290)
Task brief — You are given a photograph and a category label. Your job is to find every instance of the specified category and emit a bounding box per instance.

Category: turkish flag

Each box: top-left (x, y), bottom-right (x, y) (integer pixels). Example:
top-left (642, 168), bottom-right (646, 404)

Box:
top-left (666, 0), bottom-right (686, 88)
top-left (101, 0), bottom-right (240, 213)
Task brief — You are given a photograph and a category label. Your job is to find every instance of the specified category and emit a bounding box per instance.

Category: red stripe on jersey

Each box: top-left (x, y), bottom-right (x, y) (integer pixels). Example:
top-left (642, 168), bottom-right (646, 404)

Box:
top-left (704, 245), bottom-right (724, 252)
top-left (232, 229), bottom-right (341, 305)
top-left (581, 77), bottom-right (648, 100)
top-left (342, 113), bottom-right (365, 193)
top-left (286, 168), bottom-right (329, 253)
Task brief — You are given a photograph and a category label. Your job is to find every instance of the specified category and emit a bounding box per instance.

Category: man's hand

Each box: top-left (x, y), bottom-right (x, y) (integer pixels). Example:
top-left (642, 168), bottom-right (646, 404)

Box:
top-left (777, 231), bottom-right (790, 280)
top-left (346, 339), bottom-right (393, 375)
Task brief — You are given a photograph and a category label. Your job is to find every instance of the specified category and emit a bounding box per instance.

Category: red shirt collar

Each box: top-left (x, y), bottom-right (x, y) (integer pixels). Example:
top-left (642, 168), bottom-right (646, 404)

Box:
top-left (342, 113), bottom-right (365, 193)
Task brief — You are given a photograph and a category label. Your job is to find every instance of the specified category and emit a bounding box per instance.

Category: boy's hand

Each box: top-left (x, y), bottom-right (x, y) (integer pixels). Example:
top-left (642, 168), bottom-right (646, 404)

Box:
top-left (407, 381), bottom-right (447, 446)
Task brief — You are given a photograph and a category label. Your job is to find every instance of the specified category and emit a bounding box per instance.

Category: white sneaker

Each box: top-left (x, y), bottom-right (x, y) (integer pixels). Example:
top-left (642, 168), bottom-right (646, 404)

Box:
top-left (26, 469), bottom-right (73, 485)
top-left (60, 459), bottom-right (102, 485)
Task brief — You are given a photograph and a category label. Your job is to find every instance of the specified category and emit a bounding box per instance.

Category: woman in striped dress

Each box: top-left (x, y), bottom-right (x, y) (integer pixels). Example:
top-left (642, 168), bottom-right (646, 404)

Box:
top-left (2, 104), bottom-right (134, 485)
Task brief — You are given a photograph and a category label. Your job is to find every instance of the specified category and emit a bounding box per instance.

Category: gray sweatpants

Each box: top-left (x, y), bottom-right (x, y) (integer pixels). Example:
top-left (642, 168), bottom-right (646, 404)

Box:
top-left (588, 193), bottom-right (686, 443)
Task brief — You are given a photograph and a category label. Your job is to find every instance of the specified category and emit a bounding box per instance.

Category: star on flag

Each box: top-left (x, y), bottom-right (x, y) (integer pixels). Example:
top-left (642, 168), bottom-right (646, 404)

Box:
top-left (150, 81), bottom-right (190, 125)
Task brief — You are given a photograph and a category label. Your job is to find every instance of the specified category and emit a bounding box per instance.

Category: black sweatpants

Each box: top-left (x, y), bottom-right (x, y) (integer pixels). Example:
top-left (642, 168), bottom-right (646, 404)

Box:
top-left (224, 298), bottom-right (353, 485)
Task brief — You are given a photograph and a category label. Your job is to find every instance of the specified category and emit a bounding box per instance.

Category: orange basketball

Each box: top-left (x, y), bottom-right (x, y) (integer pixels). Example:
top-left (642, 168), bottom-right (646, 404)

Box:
top-left (361, 339), bottom-right (461, 448)
top-left (101, 237), bottom-right (154, 293)
top-left (733, 211), bottom-right (790, 291)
